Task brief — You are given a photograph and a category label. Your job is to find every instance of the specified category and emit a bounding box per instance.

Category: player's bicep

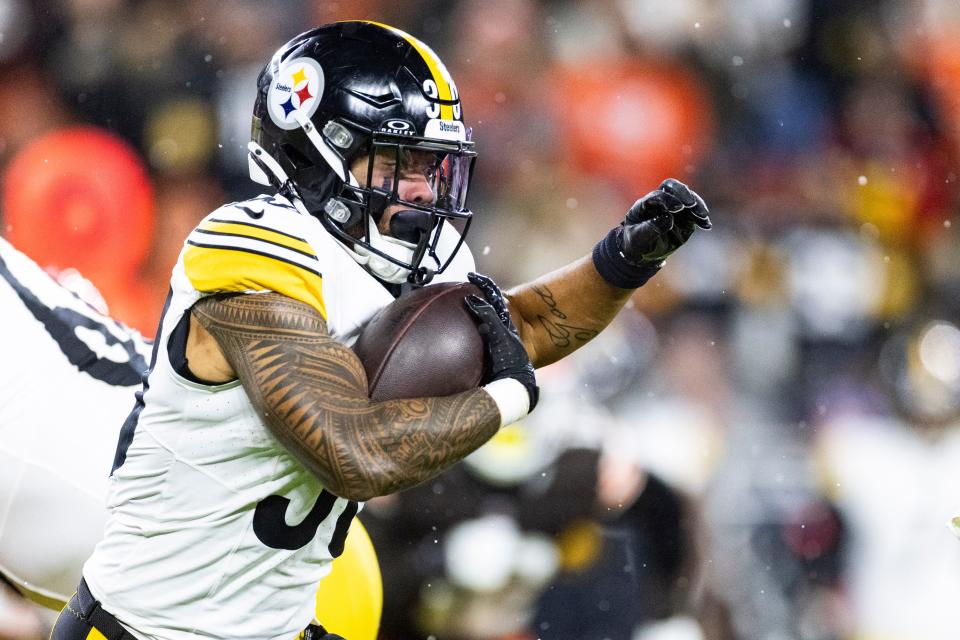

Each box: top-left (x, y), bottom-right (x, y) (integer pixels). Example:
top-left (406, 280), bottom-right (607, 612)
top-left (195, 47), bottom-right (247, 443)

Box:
top-left (191, 291), bottom-right (371, 425)
top-left (192, 292), bottom-right (381, 496)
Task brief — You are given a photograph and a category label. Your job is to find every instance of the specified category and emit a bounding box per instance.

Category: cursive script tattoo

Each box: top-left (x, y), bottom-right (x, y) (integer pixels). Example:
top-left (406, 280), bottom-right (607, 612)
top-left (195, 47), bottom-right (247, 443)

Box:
top-left (192, 292), bottom-right (499, 501)
top-left (531, 285), bottom-right (599, 348)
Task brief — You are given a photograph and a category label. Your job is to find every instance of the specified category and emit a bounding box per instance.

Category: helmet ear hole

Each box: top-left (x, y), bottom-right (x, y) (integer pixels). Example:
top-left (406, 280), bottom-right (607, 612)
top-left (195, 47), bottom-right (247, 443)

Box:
top-left (281, 143), bottom-right (314, 170)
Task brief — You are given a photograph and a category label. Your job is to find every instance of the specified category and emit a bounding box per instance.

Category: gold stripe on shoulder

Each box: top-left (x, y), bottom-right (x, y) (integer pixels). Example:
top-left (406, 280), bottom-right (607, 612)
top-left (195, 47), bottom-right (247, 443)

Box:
top-left (197, 220), bottom-right (316, 258)
top-left (184, 244), bottom-right (327, 320)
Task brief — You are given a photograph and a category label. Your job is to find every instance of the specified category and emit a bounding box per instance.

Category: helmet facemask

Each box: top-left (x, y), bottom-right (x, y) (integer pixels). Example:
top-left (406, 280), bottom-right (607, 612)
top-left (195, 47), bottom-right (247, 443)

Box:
top-left (333, 132), bottom-right (476, 284)
top-left (251, 118), bottom-right (476, 285)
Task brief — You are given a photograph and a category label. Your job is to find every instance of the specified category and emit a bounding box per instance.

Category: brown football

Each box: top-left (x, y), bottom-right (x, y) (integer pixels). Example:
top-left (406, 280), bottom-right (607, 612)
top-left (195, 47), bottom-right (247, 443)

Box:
top-left (354, 281), bottom-right (486, 401)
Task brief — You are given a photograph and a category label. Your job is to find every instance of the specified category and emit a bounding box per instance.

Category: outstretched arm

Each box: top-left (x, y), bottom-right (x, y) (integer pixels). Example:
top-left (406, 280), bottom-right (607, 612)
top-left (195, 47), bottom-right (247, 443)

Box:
top-left (505, 179), bottom-right (711, 368)
top-left (505, 257), bottom-right (631, 368)
top-left (192, 292), bottom-right (510, 501)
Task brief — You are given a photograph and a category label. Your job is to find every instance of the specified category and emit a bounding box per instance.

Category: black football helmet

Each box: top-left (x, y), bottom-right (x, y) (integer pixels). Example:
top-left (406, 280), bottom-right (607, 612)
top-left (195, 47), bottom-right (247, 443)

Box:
top-left (249, 21), bottom-right (477, 285)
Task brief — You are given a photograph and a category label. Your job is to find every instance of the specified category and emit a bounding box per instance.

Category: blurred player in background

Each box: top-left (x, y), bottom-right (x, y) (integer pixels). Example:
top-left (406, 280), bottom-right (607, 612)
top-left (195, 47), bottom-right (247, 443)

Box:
top-left (0, 235), bottom-right (151, 610)
top-left (47, 20), bottom-right (708, 640)
top-left (0, 236), bottom-right (383, 640)
top-left (812, 318), bottom-right (960, 638)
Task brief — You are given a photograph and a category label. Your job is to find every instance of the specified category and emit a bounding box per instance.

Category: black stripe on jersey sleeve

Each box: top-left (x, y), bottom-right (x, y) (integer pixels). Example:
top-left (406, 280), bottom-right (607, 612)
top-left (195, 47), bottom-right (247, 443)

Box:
top-left (185, 240), bottom-right (323, 277)
top-left (192, 228), bottom-right (319, 261)
top-left (205, 217), bottom-right (308, 243)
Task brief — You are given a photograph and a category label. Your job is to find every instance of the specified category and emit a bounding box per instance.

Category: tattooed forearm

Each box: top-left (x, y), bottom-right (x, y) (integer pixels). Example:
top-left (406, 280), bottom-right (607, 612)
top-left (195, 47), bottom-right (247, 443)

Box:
top-left (504, 255), bottom-right (634, 367)
top-left (193, 292), bottom-right (500, 501)
top-left (531, 285), bottom-right (599, 348)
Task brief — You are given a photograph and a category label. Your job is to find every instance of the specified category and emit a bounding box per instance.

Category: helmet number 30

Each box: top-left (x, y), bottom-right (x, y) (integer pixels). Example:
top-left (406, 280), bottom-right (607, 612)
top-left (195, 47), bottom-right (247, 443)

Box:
top-left (423, 79), bottom-right (461, 120)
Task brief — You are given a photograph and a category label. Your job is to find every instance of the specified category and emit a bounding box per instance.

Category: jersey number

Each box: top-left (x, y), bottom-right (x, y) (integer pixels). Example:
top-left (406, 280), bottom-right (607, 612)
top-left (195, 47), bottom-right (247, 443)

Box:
top-left (253, 490), bottom-right (358, 556)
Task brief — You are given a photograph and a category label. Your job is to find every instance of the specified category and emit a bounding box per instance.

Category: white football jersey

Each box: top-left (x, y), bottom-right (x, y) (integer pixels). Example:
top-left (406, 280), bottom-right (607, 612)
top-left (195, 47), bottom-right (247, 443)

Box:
top-left (82, 194), bottom-right (474, 640)
top-left (0, 237), bottom-right (150, 604)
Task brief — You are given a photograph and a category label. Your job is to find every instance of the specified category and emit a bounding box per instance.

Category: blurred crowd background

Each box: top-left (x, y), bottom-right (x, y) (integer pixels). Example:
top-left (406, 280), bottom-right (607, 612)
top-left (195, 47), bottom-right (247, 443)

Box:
top-left (3, 0), bottom-right (960, 639)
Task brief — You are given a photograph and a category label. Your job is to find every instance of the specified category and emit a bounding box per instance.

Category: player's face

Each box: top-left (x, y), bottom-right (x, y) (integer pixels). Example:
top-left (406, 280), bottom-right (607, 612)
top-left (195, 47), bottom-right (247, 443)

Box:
top-left (350, 149), bottom-right (439, 238)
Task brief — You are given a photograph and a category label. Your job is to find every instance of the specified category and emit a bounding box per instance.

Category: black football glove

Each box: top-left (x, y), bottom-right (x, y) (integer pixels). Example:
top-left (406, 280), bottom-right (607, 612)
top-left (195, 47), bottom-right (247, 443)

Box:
top-left (621, 178), bottom-right (711, 265)
top-left (468, 272), bottom-right (515, 331)
top-left (464, 293), bottom-right (538, 411)
top-left (593, 178), bottom-right (711, 288)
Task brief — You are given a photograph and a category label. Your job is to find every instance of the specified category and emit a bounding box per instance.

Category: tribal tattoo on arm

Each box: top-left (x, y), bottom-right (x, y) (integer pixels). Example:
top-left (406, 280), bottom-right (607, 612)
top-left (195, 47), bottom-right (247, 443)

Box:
top-left (192, 292), bottom-right (500, 501)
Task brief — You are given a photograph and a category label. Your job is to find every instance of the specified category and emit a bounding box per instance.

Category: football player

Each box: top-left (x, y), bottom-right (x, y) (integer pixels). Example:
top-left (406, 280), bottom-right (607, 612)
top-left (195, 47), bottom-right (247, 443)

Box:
top-left (51, 20), bottom-right (710, 640)
top-left (0, 236), bottom-right (381, 640)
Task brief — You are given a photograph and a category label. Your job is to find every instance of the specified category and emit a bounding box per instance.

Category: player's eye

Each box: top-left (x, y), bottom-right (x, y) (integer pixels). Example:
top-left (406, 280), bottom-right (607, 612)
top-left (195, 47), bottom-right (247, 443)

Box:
top-left (428, 153), bottom-right (446, 177)
top-left (395, 150), bottom-right (438, 176)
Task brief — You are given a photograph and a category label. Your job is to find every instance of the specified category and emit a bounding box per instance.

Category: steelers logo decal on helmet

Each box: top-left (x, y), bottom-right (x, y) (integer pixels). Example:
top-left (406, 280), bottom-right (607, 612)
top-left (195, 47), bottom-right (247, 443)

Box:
top-left (267, 57), bottom-right (325, 130)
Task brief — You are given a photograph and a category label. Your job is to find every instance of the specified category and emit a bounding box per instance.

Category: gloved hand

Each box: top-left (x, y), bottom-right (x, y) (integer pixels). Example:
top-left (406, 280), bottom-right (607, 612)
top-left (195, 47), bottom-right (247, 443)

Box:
top-left (593, 178), bottom-right (711, 288)
top-left (467, 272), bottom-right (515, 330)
top-left (464, 280), bottom-right (538, 412)
top-left (621, 178), bottom-right (711, 266)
